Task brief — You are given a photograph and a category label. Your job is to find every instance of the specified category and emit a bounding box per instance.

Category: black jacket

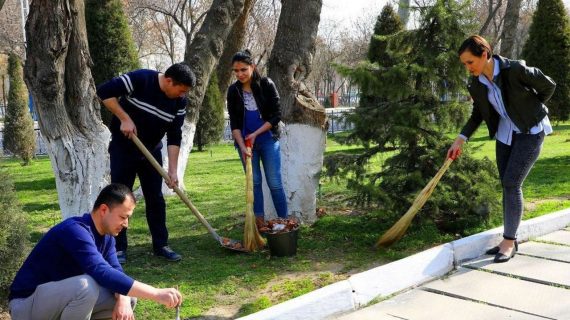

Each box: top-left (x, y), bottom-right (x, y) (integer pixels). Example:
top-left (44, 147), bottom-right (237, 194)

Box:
top-left (227, 77), bottom-right (282, 139)
top-left (461, 55), bottom-right (556, 139)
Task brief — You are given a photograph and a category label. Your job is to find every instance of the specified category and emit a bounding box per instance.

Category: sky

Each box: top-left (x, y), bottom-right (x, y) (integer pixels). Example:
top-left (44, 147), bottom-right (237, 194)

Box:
top-left (321, 0), bottom-right (570, 30)
top-left (321, 0), bottom-right (388, 26)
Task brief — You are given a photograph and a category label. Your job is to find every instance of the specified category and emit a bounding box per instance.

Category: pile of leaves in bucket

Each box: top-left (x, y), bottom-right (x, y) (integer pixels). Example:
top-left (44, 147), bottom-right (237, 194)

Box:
top-left (258, 218), bottom-right (299, 234)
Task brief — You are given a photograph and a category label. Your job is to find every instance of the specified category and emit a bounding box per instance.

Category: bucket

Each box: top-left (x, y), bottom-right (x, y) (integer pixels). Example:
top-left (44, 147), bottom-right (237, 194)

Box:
top-left (265, 228), bottom-right (299, 257)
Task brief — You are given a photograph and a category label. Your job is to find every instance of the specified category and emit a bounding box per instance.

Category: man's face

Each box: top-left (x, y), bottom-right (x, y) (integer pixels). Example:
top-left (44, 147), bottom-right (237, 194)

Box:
top-left (164, 78), bottom-right (191, 99)
top-left (102, 197), bottom-right (135, 236)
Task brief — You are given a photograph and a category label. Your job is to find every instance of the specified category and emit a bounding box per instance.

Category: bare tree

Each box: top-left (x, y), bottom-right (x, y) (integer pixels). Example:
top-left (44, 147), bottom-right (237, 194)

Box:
top-left (500, 0), bottom-right (523, 56)
top-left (25, 0), bottom-right (111, 218)
top-left (398, 0), bottom-right (410, 26)
top-left (215, 0), bottom-right (254, 95)
top-left (267, 0), bottom-right (325, 223)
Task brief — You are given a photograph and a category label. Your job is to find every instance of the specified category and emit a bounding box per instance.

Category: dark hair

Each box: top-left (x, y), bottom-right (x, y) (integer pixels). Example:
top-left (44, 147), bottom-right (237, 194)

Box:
top-left (231, 50), bottom-right (261, 81)
top-left (458, 35), bottom-right (493, 58)
top-left (93, 183), bottom-right (135, 211)
top-left (165, 63), bottom-right (196, 87)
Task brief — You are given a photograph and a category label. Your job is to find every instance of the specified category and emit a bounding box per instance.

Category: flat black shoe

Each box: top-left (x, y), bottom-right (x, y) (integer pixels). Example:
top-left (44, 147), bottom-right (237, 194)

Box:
top-left (487, 240), bottom-right (518, 255)
top-left (486, 246), bottom-right (500, 255)
top-left (494, 248), bottom-right (516, 263)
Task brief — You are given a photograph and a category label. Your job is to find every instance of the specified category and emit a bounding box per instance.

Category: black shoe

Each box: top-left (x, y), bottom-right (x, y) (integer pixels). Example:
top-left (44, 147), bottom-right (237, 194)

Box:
top-left (154, 246), bottom-right (181, 262)
top-left (493, 243), bottom-right (517, 263)
top-left (116, 250), bottom-right (127, 264)
top-left (485, 246), bottom-right (500, 255)
top-left (486, 241), bottom-right (518, 255)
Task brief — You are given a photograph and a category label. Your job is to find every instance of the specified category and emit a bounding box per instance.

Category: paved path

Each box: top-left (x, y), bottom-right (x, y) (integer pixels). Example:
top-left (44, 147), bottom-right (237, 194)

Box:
top-left (335, 229), bottom-right (570, 320)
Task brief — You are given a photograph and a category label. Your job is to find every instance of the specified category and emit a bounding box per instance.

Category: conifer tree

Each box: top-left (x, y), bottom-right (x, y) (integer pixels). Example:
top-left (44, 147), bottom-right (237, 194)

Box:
top-left (522, 0), bottom-right (570, 122)
top-left (4, 54), bottom-right (35, 165)
top-left (367, 4), bottom-right (403, 64)
top-left (327, 0), bottom-right (500, 234)
top-left (351, 4), bottom-right (403, 145)
top-left (194, 74), bottom-right (225, 151)
top-left (85, 0), bottom-right (140, 125)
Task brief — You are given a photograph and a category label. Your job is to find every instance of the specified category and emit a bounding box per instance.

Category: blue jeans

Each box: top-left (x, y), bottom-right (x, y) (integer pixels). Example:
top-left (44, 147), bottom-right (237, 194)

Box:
top-left (496, 131), bottom-right (544, 239)
top-left (239, 139), bottom-right (288, 218)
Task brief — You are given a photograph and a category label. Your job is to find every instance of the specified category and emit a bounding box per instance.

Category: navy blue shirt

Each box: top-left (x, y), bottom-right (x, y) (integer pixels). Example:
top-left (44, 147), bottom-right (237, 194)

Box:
top-left (9, 214), bottom-right (134, 300)
top-left (97, 69), bottom-right (187, 154)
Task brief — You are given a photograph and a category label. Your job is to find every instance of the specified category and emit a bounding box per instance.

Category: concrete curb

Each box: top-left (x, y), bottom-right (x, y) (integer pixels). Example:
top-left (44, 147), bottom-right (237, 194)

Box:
top-left (237, 207), bottom-right (570, 320)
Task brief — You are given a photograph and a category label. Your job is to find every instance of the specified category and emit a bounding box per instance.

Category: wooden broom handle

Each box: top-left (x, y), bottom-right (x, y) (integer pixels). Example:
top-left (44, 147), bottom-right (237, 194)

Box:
top-left (130, 135), bottom-right (221, 242)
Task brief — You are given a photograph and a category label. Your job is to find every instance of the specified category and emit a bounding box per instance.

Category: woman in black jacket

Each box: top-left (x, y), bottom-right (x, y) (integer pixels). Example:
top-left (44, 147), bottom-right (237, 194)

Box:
top-left (227, 50), bottom-right (288, 225)
top-left (448, 35), bottom-right (556, 263)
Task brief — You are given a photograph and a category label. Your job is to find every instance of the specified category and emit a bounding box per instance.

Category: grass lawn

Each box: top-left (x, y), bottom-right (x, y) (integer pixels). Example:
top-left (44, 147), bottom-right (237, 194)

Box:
top-left (2, 123), bottom-right (569, 319)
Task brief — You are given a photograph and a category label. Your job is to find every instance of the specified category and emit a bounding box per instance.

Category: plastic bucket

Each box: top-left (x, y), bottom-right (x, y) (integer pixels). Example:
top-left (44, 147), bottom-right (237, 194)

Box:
top-left (266, 228), bottom-right (299, 257)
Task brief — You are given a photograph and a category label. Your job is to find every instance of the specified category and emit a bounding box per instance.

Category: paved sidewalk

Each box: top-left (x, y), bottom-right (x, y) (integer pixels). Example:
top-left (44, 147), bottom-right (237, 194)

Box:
top-left (335, 228), bottom-right (570, 320)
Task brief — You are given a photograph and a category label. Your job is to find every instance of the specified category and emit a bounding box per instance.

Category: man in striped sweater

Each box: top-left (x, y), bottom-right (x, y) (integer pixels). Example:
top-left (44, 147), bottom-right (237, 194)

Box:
top-left (97, 63), bottom-right (196, 263)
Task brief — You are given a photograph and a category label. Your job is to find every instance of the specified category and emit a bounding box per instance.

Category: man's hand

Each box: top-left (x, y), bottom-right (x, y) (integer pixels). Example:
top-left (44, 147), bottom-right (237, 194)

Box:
top-left (166, 171), bottom-right (179, 189)
top-left (447, 137), bottom-right (466, 160)
top-left (113, 295), bottom-right (135, 320)
top-left (154, 288), bottom-right (182, 308)
top-left (121, 118), bottom-right (137, 139)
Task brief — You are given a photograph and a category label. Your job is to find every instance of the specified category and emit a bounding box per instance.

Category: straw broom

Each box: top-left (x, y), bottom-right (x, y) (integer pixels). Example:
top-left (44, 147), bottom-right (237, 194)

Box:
top-left (243, 141), bottom-right (266, 251)
top-left (376, 158), bottom-right (454, 248)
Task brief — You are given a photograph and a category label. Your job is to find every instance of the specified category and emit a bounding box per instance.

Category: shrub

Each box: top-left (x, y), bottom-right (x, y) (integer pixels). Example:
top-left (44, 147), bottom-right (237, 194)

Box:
top-left (0, 168), bottom-right (29, 301)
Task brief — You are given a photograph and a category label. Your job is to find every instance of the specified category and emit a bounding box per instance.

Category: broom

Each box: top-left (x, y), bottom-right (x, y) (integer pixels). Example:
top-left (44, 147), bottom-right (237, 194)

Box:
top-left (376, 158), bottom-right (454, 248)
top-left (243, 140), bottom-right (266, 251)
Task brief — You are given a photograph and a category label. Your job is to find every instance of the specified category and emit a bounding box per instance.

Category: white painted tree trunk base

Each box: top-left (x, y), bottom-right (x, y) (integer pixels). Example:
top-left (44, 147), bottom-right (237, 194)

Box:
top-left (262, 123), bottom-right (326, 223)
top-left (45, 126), bottom-right (111, 219)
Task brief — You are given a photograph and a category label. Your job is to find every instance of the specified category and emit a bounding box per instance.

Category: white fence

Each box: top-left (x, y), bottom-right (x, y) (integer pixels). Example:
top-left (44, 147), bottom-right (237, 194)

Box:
top-left (222, 107), bottom-right (354, 141)
top-left (0, 107), bottom-right (355, 156)
top-left (0, 128), bottom-right (48, 156)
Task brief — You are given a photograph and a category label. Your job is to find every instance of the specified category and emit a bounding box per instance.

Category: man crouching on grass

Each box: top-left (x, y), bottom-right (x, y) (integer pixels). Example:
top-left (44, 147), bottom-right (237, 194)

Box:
top-left (8, 183), bottom-right (181, 320)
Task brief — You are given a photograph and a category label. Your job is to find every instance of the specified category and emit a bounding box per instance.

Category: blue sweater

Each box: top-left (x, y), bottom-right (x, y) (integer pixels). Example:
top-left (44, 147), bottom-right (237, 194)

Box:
top-left (9, 214), bottom-right (134, 300)
top-left (97, 69), bottom-right (187, 154)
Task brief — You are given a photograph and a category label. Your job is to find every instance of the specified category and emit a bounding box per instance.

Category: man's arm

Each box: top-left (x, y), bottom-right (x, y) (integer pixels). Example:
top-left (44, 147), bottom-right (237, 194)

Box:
top-left (166, 145), bottom-right (180, 188)
top-left (127, 280), bottom-right (182, 308)
top-left (100, 97), bottom-right (137, 139)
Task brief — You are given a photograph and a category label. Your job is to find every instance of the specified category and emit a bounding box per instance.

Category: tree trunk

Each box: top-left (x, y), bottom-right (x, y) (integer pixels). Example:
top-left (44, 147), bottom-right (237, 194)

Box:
top-left (160, 0), bottom-right (244, 195)
top-left (215, 0), bottom-right (254, 97)
top-left (25, 0), bottom-right (111, 219)
top-left (0, 0), bottom-right (5, 12)
top-left (499, 0), bottom-right (522, 57)
top-left (398, 0), bottom-right (410, 28)
top-left (266, 0), bottom-right (325, 223)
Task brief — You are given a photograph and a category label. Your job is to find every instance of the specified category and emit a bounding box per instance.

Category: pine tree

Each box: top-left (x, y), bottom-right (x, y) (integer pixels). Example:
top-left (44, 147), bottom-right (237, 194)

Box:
top-left (194, 74), bottom-right (225, 151)
top-left (85, 0), bottom-right (140, 125)
top-left (327, 0), bottom-right (500, 234)
top-left (367, 4), bottom-right (404, 64)
top-left (4, 54), bottom-right (35, 165)
top-left (351, 4), bottom-right (404, 146)
top-left (522, 0), bottom-right (570, 122)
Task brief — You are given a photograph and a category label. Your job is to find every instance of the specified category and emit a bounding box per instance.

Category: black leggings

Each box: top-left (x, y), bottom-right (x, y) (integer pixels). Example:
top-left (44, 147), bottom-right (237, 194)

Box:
top-left (496, 131), bottom-right (544, 240)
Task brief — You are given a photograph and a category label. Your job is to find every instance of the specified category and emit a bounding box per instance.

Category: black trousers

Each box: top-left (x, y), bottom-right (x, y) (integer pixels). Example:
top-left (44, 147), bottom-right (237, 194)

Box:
top-left (109, 141), bottom-right (168, 252)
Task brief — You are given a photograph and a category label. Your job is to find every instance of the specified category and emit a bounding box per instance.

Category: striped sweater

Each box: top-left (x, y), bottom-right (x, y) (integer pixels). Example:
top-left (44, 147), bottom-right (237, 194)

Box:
top-left (97, 69), bottom-right (187, 153)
